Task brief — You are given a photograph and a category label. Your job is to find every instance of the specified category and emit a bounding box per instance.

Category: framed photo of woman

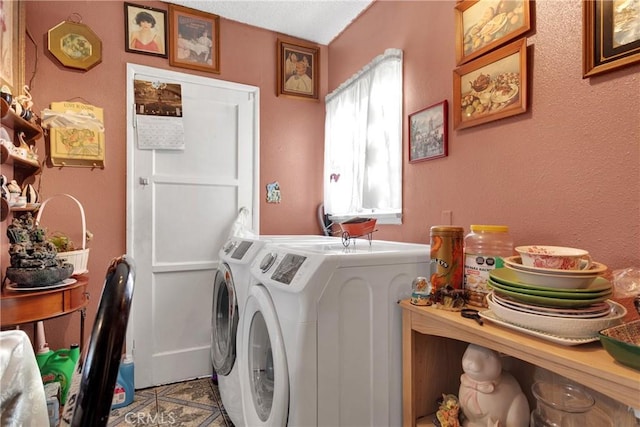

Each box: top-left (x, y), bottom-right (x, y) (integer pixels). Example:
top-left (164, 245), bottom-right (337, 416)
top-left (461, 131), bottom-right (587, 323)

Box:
top-left (124, 3), bottom-right (167, 58)
top-left (168, 4), bottom-right (220, 74)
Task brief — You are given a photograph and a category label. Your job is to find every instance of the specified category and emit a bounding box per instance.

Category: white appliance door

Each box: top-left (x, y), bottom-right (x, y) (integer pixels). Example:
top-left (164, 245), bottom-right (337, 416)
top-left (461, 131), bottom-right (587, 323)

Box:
top-left (211, 263), bottom-right (238, 375)
top-left (240, 285), bottom-right (289, 427)
top-left (126, 63), bottom-right (260, 388)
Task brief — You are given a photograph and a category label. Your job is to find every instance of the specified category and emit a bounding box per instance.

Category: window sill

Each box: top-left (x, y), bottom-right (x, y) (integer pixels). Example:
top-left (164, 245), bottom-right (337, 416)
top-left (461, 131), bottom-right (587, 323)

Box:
top-left (328, 212), bottom-right (402, 225)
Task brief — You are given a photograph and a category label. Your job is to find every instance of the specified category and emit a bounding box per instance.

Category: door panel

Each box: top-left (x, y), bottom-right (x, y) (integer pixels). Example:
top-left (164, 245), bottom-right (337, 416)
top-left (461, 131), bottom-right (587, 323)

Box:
top-left (126, 64), bottom-right (259, 388)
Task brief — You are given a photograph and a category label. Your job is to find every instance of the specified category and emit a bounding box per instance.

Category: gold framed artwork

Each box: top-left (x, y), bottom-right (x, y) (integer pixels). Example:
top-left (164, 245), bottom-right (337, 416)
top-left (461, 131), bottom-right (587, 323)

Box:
top-left (453, 38), bottom-right (527, 130)
top-left (455, 0), bottom-right (530, 66)
top-left (583, 0), bottom-right (640, 78)
top-left (124, 2), bottom-right (167, 58)
top-left (168, 4), bottom-right (220, 74)
top-left (277, 39), bottom-right (319, 100)
top-left (0, 0), bottom-right (25, 94)
top-left (47, 20), bottom-right (103, 71)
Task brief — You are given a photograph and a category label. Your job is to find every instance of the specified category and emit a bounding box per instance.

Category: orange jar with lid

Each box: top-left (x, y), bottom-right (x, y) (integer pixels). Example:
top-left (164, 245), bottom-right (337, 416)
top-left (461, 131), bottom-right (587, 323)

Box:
top-left (430, 226), bottom-right (465, 290)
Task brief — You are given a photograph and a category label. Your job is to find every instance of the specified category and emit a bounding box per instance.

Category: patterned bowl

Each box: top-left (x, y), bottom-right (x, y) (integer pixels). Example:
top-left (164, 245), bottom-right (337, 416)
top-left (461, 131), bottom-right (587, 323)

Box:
top-left (599, 320), bottom-right (640, 370)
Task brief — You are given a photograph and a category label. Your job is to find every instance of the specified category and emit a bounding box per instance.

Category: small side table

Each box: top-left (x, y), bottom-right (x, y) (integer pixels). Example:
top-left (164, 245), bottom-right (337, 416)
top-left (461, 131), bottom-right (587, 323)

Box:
top-left (1, 275), bottom-right (90, 350)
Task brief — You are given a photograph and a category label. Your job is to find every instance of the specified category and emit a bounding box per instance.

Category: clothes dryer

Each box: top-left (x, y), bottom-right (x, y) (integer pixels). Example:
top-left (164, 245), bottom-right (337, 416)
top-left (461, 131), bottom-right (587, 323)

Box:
top-left (238, 240), bottom-right (430, 426)
top-left (212, 235), bottom-right (339, 426)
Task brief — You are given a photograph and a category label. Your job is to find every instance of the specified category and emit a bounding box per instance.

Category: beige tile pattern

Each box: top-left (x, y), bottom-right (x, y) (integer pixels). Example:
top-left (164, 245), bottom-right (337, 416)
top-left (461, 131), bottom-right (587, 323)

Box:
top-left (108, 377), bottom-right (234, 427)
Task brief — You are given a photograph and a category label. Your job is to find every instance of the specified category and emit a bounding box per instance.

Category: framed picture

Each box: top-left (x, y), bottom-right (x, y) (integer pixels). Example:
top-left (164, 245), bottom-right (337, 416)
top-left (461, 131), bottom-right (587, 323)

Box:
top-left (277, 39), bottom-right (319, 100)
top-left (455, 0), bottom-right (530, 65)
top-left (48, 20), bottom-right (103, 71)
top-left (168, 4), bottom-right (220, 74)
top-left (124, 3), bottom-right (167, 58)
top-left (583, 0), bottom-right (640, 78)
top-left (409, 100), bottom-right (448, 163)
top-left (0, 0), bottom-right (25, 94)
top-left (453, 38), bottom-right (527, 130)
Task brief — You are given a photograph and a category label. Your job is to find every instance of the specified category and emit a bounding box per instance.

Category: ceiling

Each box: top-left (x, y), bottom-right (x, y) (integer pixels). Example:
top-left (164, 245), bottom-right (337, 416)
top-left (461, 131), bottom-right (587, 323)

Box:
top-left (163, 0), bottom-right (374, 45)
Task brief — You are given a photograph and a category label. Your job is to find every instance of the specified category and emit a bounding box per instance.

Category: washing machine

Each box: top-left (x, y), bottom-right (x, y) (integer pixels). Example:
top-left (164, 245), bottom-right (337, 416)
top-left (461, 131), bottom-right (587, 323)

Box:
top-left (238, 239), bottom-right (430, 426)
top-left (212, 234), bottom-right (340, 426)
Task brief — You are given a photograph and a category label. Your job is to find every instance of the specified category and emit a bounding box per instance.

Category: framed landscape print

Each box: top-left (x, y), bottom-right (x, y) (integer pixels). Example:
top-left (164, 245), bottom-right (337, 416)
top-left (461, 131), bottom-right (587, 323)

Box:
top-left (125, 2), bottom-right (168, 58)
top-left (455, 0), bottom-right (530, 65)
top-left (0, 0), bottom-right (25, 94)
top-left (453, 38), bottom-right (527, 130)
top-left (583, 0), bottom-right (640, 78)
top-left (409, 100), bottom-right (448, 162)
top-left (169, 4), bottom-right (220, 73)
top-left (277, 39), bottom-right (319, 100)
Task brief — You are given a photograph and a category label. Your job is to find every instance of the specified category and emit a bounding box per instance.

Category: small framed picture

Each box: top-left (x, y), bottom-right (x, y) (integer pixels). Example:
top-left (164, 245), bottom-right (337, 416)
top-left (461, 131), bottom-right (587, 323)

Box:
top-left (583, 0), bottom-right (640, 78)
top-left (168, 4), bottom-right (220, 74)
top-left (453, 38), bottom-right (527, 130)
top-left (455, 0), bottom-right (530, 65)
top-left (277, 38), bottom-right (319, 100)
top-left (124, 3), bottom-right (167, 58)
top-left (409, 100), bottom-right (448, 163)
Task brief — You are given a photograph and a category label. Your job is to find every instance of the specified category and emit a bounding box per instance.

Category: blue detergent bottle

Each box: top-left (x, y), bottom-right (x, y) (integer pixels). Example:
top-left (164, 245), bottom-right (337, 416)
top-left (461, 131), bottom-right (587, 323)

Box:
top-left (112, 354), bottom-right (135, 409)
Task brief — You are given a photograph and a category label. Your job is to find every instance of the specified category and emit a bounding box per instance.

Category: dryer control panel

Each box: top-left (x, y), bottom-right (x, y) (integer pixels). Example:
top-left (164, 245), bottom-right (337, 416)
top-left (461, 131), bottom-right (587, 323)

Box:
top-left (270, 254), bottom-right (307, 285)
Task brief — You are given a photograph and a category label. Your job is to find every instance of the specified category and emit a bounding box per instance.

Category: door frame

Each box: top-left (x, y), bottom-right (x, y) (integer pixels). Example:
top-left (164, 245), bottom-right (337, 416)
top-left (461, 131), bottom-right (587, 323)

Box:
top-left (124, 62), bottom-right (260, 366)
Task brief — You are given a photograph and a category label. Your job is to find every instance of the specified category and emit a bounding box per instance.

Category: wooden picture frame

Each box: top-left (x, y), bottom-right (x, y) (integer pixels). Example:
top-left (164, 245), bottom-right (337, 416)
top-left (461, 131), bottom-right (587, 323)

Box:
top-left (455, 0), bottom-right (530, 65)
top-left (453, 38), bottom-right (527, 130)
top-left (409, 100), bottom-right (448, 163)
top-left (168, 4), bottom-right (220, 74)
top-left (0, 0), bottom-right (25, 94)
top-left (124, 2), bottom-right (167, 58)
top-left (277, 39), bottom-right (319, 100)
top-left (48, 20), bottom-right (103, 71)
top-left (583, 0), bottom-right (640, 78)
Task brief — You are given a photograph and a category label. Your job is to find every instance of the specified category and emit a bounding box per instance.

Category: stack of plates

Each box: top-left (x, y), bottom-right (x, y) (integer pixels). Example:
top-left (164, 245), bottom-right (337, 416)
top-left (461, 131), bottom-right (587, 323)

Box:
top-left (484, 292), bottom-right (626, 343)
top-left (488, 267), bottom-right (613, 308)
top-left (480, 265), bottom-right (625, 345)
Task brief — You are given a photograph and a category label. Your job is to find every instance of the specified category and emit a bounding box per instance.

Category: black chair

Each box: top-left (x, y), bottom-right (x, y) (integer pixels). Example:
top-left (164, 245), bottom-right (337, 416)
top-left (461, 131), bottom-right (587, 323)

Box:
top-left (60, 255), bottom-right (135, 427)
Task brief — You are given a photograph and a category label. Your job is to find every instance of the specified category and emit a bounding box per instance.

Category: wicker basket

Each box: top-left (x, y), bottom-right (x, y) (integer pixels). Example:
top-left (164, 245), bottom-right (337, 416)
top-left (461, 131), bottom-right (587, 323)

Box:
top-left (36, 193), bottom-right (89, 276)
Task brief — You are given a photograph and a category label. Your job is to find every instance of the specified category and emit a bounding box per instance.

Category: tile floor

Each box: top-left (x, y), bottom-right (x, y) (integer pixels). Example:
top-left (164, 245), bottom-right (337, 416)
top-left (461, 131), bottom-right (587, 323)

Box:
top-left (108, 377), bottom-right (234, 427)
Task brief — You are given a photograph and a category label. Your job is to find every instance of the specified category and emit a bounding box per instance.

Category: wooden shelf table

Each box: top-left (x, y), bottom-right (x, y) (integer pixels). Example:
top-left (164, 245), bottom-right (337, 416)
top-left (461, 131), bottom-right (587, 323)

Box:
top-left (400, 299), bottom-right (640, 427)
top-left (1, 276), bottom-right (90, 349)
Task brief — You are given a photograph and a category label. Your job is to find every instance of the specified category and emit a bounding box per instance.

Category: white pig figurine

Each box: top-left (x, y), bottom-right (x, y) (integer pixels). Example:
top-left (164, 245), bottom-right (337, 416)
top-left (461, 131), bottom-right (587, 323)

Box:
top-left (458, 344), bottom-right (530, 427)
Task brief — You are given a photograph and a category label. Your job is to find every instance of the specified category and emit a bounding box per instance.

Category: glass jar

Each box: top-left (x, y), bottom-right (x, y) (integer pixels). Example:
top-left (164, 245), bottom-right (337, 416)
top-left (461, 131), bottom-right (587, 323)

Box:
top-left (463, 225), bottom-right (513, 307)
top-left (530, 382), bottom-right (595, 427)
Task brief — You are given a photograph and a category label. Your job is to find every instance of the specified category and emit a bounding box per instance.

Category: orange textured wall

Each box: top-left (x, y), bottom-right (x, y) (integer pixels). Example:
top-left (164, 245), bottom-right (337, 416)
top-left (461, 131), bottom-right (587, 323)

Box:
top-left (329, 1), bottom-right (639, 270)
top-left (9, 1), bottom-right (325, 349)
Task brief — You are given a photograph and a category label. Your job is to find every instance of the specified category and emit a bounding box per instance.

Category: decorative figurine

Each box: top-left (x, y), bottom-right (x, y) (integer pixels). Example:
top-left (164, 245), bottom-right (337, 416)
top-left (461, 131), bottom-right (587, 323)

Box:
top-left (458, 344), bottom-right (530, 427)
top-left (435, 393), bottom-right (462, 427)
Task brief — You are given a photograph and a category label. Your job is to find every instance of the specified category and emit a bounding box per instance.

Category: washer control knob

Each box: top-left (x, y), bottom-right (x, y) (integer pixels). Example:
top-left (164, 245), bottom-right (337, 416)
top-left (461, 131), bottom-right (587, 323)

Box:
top-left (260, 253), bottom-right (277, 272)
top-left (222, 240), bottom-right (237, 254)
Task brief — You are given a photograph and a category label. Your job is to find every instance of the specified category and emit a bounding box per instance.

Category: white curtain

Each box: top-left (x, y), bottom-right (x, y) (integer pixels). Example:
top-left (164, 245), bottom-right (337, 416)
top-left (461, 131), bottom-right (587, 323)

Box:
top-left (324, 48), bottom-right (403, 220)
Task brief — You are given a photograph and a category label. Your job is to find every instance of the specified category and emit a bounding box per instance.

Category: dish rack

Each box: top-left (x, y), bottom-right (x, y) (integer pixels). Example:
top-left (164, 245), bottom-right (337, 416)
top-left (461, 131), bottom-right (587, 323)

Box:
top-left (36, 193), bottom-right (89, 276)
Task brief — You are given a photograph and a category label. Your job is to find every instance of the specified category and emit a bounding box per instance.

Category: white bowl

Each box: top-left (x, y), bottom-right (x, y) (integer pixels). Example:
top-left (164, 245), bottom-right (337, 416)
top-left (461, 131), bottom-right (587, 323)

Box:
top-left (515, 245), bottom-right (591, 271)
top-left (503, 256), bottom-right (607, 276)
top-left (496, 265), bottom-right (600, 289)
top-left (486, 292), bottom-right (626, 338)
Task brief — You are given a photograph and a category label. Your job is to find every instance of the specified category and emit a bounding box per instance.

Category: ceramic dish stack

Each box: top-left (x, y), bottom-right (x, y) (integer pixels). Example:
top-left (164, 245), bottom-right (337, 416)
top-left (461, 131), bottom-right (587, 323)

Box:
top-left (479, 262), bottom-right (626, 345)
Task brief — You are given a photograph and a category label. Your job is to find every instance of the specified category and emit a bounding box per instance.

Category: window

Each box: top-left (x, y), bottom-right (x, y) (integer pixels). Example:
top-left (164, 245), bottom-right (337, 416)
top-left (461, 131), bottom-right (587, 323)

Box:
top-left (324, 48), bottom-right (403, 224)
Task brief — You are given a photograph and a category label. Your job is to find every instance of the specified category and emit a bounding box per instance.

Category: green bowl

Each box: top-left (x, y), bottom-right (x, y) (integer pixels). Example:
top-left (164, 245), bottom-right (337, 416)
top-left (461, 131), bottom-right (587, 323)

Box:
top-left (598, 319), bottom-right (640, 371)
